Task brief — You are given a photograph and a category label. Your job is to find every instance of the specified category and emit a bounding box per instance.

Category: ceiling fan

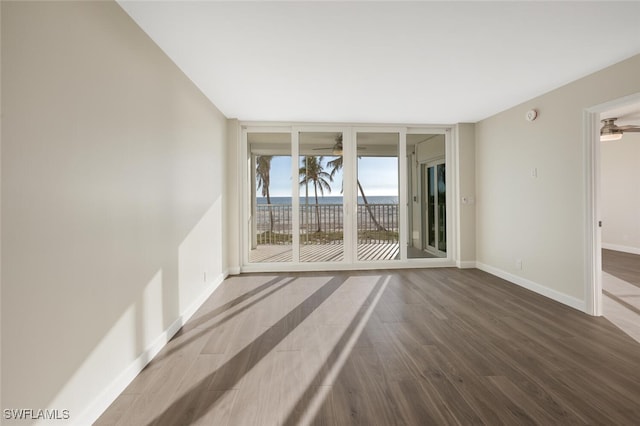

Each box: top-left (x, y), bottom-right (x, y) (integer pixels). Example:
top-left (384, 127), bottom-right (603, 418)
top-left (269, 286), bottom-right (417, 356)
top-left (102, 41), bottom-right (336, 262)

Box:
top-left (600, 118), bottom-right (640, 141)
top-left (312, 134), bottom-right (366, 155)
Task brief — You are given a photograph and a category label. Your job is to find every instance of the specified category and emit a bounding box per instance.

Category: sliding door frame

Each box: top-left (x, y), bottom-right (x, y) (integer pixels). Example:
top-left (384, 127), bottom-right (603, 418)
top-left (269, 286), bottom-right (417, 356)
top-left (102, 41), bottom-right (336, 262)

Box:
top-left (295, 126), bottom-right (352, 265)
top-left (351, 127), bottom-right (407, 263)
top-left (406, 127), bottom-right (456, 265)
top-left (240, 122), bottom-right (457, 273)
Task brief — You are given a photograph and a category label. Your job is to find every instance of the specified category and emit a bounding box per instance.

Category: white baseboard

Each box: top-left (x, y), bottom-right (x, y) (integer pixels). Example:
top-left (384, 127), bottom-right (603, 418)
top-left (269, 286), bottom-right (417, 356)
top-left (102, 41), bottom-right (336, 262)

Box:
top-left (75, 272), bottom-right (227, 426)
top-left (227, 266), bottom-right (241, 275)
top-left (181, 271), bottom-right (228, 323)
top-left (456, 260), bottom-right (476, 269)
top-left (602, 243), bottom-right (640, 256)
top-left (476, 262), bottom-right (586, 313)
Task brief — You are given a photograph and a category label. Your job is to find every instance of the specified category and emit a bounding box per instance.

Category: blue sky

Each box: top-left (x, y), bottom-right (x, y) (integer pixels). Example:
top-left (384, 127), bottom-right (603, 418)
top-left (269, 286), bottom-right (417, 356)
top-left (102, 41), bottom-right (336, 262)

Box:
top-left (260, 156), bottom-right (398, 197)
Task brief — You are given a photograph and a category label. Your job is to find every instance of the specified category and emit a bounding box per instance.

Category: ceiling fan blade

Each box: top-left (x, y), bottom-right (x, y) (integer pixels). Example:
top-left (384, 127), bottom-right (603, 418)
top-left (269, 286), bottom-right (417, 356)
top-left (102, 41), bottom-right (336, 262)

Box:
top-left (622, 127), bottom-right (640, 133)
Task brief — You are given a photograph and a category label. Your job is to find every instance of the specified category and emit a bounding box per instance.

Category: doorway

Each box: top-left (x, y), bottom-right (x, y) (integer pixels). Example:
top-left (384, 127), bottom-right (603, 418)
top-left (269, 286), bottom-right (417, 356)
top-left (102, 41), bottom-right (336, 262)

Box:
top-left (598, 102), bottom-right (640, 342)
top-left (407, 133), bottom-right (447, 259)
top-left (422, 161), bottom-right (446, 257)
top-left (585, 92), bottom-right (640, 317)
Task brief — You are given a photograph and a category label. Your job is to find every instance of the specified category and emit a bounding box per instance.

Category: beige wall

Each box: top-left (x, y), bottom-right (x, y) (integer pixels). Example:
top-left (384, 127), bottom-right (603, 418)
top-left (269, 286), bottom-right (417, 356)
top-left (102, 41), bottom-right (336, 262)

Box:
top-left (476, 54), bottom-right (640, 306)
top-left (457, 123), bottom-right (476, 265)
top-left (601, 132), bottom-right (640, 253)
top-left (1, 1), bottom-right (228, 423)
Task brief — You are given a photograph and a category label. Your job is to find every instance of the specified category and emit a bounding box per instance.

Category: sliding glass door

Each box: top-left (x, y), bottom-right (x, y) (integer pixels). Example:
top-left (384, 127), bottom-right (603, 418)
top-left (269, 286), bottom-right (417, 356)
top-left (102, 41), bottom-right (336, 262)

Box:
top-left (298, 132), bottom-right (345, 262)
top-left (406, 133), bottom-right (447, 259)
top-left (248, 132), bottom-right (293, 263)
top-left (425, 161), bottom-right (446, 255)
top-left (355, 132), bottom-right (400, 261)
top-left (244, 127), bottom-right (450, 267)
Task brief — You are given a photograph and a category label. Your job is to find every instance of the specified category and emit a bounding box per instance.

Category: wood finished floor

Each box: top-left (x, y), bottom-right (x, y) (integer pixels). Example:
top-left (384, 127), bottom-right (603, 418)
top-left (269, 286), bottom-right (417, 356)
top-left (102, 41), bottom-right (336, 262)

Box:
top-left (603, 249), bottom-right (640, 288)
top-left (602, 249), bottom-right (640, 343)
top-left (96, 268), bottom-right (640, 425)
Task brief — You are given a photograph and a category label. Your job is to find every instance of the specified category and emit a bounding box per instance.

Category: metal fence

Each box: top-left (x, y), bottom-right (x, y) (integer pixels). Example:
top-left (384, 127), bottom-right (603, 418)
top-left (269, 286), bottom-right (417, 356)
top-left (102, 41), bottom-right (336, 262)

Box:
top-left (356, 203), bottom-right (398, 244)
top-left (254, 204), bottom-right (292, 245)
top-left (255, 203), bottom-right (398, 245)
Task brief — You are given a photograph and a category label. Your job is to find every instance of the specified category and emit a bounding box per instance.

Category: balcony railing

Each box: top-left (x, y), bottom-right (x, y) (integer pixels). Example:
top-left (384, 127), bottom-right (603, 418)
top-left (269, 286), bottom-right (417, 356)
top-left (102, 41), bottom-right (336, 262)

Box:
top-left (254, 203), bottom-right (398, 245)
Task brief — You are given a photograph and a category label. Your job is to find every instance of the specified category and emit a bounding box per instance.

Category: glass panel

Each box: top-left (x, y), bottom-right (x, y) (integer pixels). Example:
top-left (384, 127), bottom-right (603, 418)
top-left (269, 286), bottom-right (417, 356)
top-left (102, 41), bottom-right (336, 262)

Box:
top-left (437, 163), bottom-right (447, 253)
top-left (428, 166), bottom-right (435, 248)
top-left (406, 134), bottom-right (446, 258)
top-left (248, 133), bottom-right (292, 263)
top-left (356, 132), bottom-right (399, 261)
top-left (299, 132), bottom-right (344, 262)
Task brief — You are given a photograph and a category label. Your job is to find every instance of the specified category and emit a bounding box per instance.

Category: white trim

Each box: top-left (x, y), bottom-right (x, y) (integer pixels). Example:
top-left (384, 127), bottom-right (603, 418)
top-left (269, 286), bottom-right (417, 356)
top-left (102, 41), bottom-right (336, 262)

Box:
top-left (243, 121), bottom-right (454, 130)
top-left (291, 128), bottom-right (300, 263)
top-left (602, 243), bottom-right (640, 256)
top-left (398, 128), bottom-right (408, 261)
top-left (583, 109), bottom-right (602, 316)
top-left (453, 125), bottom-right (463, 266)
top-left (227, 266), bottom-right (241, 275)
top-left (456, 260), bottom-right (476, 269)
top-left (231, 120), bottom-right (243, 276)
top-left (343, 127), bottom-right (356, 264)
top-left (241, 258), bottom-right (456, 274)
top-left (240, 127), bottom-right (249, 267)
top-left (585, 92), bottom-right (640, 116)
top-left (181, 272), bottom-right (227, 322)
top-left (476, 262), bottom-right (586, 313)
top-left (235, 122), bottom-right (243, 273)
top-left (446, 127), bottom-right (458, 266)
top-left (77, 272), bottom-right (228, 426)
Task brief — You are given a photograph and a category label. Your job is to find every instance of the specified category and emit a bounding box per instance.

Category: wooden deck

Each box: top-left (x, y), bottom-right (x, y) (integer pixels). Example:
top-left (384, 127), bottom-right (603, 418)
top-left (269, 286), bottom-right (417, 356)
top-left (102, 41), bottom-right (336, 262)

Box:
top-left (249, 243), bottom-right (399, 263)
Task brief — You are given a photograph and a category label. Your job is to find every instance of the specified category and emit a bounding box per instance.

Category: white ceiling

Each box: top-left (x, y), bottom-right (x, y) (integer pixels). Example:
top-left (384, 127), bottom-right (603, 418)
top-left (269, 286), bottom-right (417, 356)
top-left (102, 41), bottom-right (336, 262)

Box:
top-left (118, 1), bottom-right (640, 124)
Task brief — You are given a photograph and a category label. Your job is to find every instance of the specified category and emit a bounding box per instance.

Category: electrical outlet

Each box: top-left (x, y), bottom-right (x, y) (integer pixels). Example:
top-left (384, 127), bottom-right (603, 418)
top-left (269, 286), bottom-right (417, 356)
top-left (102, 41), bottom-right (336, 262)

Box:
top-left (516, 259), bottom-right (522, 270)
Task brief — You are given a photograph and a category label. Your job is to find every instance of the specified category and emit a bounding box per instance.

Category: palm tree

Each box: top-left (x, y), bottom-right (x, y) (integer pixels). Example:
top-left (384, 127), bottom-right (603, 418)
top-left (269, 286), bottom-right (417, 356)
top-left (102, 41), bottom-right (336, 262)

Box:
top-left (327, 152), bottom-right (386, 232)
top-left (299, 156), bottom-right (333, 232)
top-left (256, 155), bottom-right (274, 232)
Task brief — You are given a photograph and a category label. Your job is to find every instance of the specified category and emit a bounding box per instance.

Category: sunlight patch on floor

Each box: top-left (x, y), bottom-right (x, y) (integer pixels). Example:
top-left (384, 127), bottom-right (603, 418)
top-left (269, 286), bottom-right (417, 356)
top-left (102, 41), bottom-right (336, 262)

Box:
top-left (603, 272), bottom-right (640, 343)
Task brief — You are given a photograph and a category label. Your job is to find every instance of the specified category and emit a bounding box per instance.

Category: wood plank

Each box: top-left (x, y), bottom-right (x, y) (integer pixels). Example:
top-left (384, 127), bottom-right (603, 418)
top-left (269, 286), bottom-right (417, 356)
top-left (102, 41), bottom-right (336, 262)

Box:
top-left (97, 268), bottom-right (640, 425)
top-left (252, 243), bottom-right (401, 263)
top-left (603, 249), bottom-right (640, 287)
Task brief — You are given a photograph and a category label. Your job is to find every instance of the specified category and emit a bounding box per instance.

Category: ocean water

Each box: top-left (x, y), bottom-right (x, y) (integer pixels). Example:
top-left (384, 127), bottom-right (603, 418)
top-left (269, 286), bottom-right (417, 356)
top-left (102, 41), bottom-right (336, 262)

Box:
top-left (257, 196), bottom-right (398, 205)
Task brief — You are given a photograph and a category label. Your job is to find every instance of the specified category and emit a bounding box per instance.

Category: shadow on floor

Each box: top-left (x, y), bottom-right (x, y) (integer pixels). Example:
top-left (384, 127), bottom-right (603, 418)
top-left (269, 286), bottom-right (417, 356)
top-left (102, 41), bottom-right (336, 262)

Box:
top-left (145, 274), bottom-right (349, 425)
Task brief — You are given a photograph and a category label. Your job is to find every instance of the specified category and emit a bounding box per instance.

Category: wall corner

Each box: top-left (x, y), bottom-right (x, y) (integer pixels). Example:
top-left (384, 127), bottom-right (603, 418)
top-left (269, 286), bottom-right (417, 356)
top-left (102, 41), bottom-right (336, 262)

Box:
top-left (225, 118), bottom-right (241, 273)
